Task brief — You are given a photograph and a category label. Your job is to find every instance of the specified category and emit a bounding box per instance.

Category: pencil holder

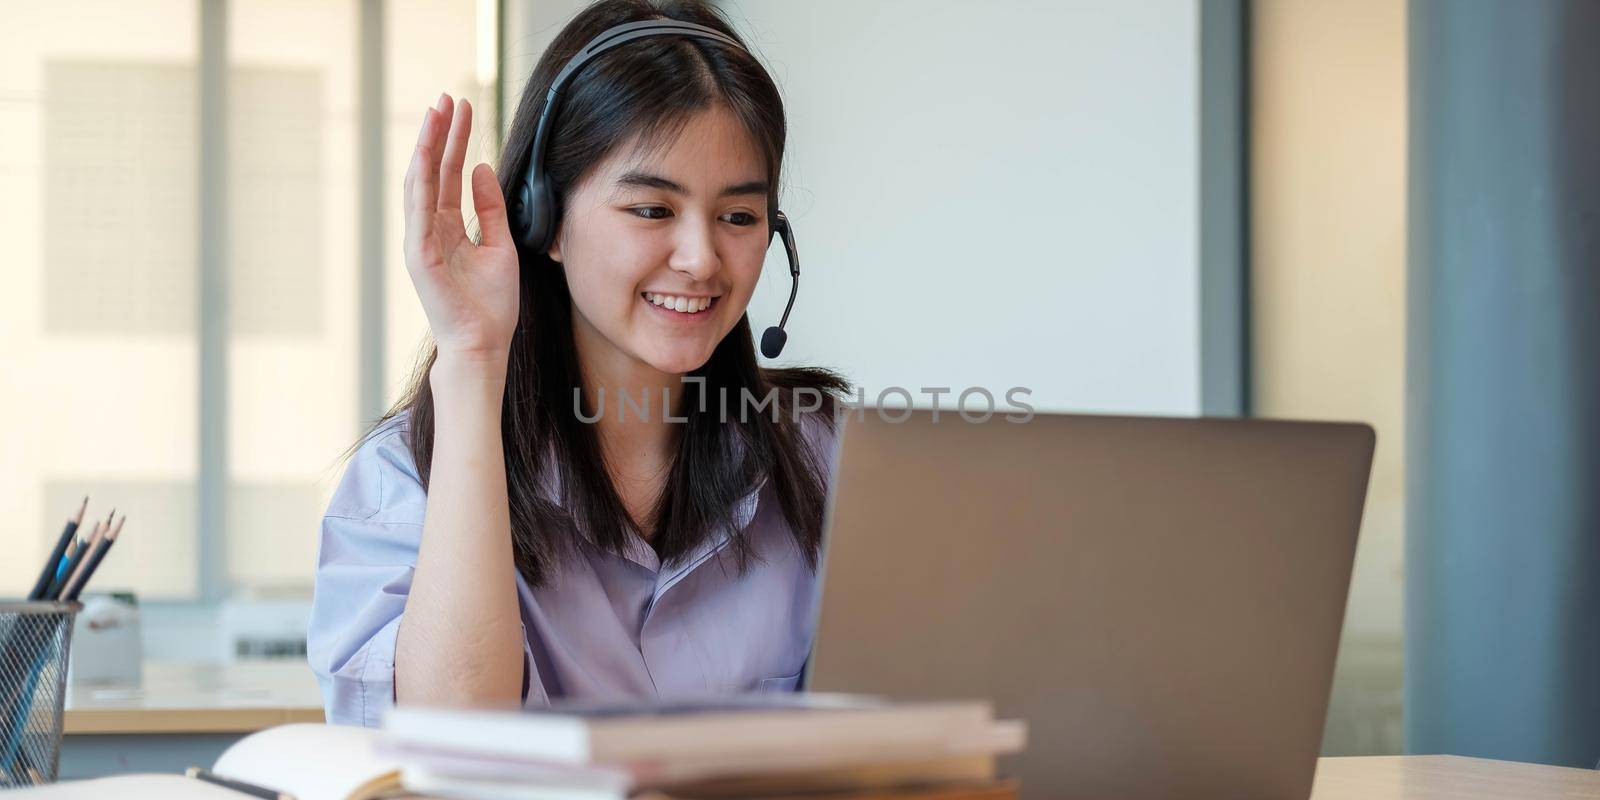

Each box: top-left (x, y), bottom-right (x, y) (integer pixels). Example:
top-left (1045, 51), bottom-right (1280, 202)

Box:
top-left (0, 601), bottom-right (81, 786)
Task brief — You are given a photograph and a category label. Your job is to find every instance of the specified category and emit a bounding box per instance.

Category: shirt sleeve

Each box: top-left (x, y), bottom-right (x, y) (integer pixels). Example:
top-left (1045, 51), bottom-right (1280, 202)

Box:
top-left (305, 417), bottom-right (542, 726)
top-left (803, 406), bottom-right (844, 488)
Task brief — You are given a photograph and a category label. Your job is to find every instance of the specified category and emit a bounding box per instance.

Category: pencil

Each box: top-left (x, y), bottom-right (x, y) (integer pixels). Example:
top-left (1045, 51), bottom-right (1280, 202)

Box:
top-left (52, 507), bottom-right (115, 600)
top-left (57, 519), bottom-right (108, 602)
top-left (62, 516), bottom-right (124, 602)
top-left (185, 766), bottom-right (297, 800)
top-left (42, 534), bottom-right (84, 603)
top-left (26, 497), bottom-right (87, 601)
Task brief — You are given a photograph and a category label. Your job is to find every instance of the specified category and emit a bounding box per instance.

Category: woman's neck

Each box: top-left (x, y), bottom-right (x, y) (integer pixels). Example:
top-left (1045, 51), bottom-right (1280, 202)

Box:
top-left (573, 325), bottom-right (684, 468)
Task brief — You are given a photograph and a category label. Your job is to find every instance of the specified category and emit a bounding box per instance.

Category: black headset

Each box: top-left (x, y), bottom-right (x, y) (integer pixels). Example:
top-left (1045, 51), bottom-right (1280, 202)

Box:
top-left (508, 19), bottom-right (801, 359)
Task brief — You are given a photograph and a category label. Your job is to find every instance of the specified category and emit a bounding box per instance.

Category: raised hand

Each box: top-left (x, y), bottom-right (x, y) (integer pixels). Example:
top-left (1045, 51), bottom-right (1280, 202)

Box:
top-left (403, 93), bottom-right (522, 370)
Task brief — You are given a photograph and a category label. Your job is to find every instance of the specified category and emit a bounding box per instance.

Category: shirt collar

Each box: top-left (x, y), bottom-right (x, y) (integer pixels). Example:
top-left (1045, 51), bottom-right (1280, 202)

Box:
top-left (535, 434), bottom-right (766, 575)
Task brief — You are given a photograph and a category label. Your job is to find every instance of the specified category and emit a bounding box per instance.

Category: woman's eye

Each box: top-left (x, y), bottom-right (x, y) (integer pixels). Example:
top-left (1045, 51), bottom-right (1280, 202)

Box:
top-left (630, 206), bottom-right (672, 220)
top-left (627, 207), bottom-right (757, 226)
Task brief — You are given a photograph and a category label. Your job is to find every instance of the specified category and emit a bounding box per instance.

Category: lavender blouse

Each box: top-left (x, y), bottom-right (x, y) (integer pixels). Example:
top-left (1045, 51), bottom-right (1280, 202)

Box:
top-left (306, 410), bottom-right (838, 727)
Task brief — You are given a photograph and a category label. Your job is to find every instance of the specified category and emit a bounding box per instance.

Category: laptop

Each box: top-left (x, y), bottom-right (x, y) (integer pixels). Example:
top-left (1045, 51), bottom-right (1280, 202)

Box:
top-left (802, 409), bottom-right (1374, 799)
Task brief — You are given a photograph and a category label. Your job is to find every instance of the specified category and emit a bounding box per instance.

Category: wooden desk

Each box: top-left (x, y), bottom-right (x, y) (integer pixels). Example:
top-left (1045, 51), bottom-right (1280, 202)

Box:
top-left (1311, 755), bottom-right (1600, 799)
top-left (63, 660), bottom-right (323, 734)
top-left (59, 660), bottom-right (323, 780)
top-left (49, 666), bottom-right (1600, 800)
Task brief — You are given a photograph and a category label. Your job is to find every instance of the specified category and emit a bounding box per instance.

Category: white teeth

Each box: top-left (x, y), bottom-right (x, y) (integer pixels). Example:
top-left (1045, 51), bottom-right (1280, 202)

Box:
top-left (644, 293), bottom-right (713, 313)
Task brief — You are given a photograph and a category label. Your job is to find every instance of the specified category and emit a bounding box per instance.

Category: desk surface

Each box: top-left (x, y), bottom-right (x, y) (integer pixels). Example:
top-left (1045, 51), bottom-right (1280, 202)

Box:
top-left (63, 660), bottom-right (324, 734)
top-left (1310, 755), bottom-right (1600, 799)
top-left (56, 669), bottom-right (1600, 799)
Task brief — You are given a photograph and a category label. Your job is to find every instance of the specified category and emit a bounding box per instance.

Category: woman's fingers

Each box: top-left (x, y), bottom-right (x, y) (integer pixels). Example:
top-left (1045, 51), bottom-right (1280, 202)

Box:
top-left (403, 105), bottom-right (439, 264)
top-left (471, 162), bottom-right (514, 251)
top-left (438, 97), bottom-right (472, 213)
top-left (406, 92), bottom-right (500, 276)
top-left (414, 108), bottom-right (445, 218)
top-left (420, 94), bottom-right (452, 213)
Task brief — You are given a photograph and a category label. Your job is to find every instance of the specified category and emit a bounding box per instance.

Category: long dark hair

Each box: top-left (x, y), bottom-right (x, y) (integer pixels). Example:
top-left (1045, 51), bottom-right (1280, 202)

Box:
top-left (361, 0), bottom-right (848, 587)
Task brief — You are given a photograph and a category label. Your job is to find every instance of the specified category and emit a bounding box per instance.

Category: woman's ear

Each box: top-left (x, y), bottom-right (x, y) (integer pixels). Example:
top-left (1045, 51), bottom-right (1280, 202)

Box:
top-left (546, 228), bottom-right (563, 263)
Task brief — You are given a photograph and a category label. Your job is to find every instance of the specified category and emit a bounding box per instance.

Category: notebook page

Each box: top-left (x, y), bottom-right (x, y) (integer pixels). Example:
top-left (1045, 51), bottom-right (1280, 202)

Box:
top-left (213, 723), bottom-right (403, 800)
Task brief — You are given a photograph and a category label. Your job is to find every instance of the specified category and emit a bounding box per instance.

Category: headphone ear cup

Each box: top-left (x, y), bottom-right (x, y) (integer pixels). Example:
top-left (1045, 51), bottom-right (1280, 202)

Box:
top-left (524, 175), bottom-right (557, 255)
top-left (510, 179), bottom-right (535, 249)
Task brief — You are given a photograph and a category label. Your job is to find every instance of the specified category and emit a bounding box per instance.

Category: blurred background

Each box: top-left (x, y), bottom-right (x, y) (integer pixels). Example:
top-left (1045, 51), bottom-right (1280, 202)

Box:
top-left (4, 0), bottom-right (1596, 769)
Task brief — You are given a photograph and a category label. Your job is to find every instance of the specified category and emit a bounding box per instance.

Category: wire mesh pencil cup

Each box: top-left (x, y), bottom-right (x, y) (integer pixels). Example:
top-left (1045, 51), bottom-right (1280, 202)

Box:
top-left (0, 601), bottom-right (80, 787)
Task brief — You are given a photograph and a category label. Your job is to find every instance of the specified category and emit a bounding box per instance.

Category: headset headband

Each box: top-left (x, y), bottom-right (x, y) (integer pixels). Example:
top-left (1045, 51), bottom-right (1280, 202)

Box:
top-left (529, 20), bottom-right (744, 175)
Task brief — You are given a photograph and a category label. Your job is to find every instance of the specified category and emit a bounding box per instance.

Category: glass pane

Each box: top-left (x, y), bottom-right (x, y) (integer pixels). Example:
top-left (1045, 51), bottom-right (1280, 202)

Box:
top-left (226, 0), bottom-right (361, 594)
top-left (1, 1), bottom-right (201, 601)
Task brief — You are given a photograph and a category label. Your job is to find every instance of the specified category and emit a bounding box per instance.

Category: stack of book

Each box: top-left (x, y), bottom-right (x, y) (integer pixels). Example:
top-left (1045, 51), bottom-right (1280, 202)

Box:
top-left (10, 695), bottom-right (1022, 799)
top-left (379, 693), bottom-right (1026, 800)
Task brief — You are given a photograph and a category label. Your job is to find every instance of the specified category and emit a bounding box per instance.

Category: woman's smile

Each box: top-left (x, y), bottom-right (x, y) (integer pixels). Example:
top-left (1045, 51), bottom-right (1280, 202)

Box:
top-left (640, 291), bottom-right (720, 323)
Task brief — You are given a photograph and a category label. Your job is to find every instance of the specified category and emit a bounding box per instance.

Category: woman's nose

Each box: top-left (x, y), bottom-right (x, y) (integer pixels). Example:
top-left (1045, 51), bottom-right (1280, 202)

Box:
top-left (667, 217), bottom-right (722, 280)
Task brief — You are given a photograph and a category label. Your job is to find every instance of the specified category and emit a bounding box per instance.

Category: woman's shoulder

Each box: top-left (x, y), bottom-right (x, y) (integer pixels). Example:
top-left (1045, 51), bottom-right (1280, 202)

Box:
top-left (795, 403), bottom-right (840, 451)
top-left (759, 364), bottom-right (849, 457)
top-left (325, 410), bottom-right (426, 524)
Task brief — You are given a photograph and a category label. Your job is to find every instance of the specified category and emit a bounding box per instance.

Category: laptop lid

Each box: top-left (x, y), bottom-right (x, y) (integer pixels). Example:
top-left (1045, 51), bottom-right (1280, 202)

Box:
top-left (803, 410), bottom-right (1374, 799)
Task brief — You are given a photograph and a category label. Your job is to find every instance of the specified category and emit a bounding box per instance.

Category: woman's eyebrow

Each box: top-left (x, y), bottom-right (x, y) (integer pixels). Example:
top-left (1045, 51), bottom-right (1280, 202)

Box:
top-left (615, 170), bottom-right (768, 199)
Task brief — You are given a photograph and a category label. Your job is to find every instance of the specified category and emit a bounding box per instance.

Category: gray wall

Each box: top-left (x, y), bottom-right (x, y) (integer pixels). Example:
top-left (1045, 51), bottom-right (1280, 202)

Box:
top-left (719, 0), bottom-right (1203, 414)
top-left (486, 0), bottom-right (1209, 414)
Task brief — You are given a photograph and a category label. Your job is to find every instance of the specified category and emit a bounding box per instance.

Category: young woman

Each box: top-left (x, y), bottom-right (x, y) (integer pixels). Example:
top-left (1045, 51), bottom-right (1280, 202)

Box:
top-left (306, 0), bottom-right (848, 727)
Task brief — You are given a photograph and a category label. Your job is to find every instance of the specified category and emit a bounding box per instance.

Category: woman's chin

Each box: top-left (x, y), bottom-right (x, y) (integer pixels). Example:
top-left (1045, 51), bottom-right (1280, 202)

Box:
top-left (639, 345), bottom-right (714, 376)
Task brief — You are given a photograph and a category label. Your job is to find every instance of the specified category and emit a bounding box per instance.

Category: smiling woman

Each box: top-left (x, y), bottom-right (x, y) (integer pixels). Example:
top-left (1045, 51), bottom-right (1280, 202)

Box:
top-left (305, 0), bottom-right (851, 724)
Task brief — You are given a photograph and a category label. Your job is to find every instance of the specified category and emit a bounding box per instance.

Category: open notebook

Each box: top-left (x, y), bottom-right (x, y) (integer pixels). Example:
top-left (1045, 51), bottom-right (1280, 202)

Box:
top-left (10, 724), bottom-right (405, 800)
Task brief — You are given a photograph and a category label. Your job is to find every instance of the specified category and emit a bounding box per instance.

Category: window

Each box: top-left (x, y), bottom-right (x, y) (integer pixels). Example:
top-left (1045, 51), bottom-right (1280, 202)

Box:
top-left (4, 1), bottom-right (497, 657)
